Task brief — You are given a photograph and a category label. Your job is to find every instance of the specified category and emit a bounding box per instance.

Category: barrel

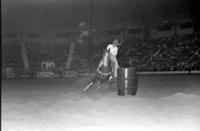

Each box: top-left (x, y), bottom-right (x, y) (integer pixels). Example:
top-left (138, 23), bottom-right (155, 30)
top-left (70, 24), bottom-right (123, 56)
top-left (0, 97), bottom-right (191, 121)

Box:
top-left (117, 68), bottom-right (138, 96)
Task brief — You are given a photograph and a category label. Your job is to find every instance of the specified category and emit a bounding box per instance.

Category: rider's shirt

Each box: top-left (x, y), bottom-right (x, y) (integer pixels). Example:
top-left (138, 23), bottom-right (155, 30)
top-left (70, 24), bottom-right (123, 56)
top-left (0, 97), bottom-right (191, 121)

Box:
top-left (107, 44), bottom-right (118, 56)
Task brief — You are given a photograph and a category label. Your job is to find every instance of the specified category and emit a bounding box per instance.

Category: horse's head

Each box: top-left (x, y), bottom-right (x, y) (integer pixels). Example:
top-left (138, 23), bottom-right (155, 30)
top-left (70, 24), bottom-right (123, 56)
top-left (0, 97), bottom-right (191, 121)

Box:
top-left (96, 49), bottom-right (113, 80)
top-left (102, 49), bottom-right (111, 67)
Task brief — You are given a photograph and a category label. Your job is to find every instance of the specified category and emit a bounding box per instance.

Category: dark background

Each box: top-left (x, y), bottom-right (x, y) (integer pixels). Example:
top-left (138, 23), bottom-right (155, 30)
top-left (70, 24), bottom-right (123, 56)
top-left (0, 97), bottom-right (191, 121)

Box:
top-left (2, 0), bottom-right (200, 30)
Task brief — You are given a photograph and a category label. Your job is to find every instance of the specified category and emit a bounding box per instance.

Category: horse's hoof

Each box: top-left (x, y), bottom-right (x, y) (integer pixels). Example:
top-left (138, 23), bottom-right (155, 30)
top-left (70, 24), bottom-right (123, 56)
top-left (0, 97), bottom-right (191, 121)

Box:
top-left (104, 85), bottom-right (109, 89)
top-left (83, 89), bottom-right (88, 92)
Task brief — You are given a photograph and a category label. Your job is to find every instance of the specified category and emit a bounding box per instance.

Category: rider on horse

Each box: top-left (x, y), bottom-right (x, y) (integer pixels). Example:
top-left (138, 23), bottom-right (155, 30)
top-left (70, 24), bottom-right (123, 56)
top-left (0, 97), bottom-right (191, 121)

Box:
top-left (106, 38), bottom-right (120, 78)
top-left (83, 38), bottom-right (121, 91)
top-left (97, 38), bottom-right (120, 78)
top-left (83, 49), bottom-right (113, 91)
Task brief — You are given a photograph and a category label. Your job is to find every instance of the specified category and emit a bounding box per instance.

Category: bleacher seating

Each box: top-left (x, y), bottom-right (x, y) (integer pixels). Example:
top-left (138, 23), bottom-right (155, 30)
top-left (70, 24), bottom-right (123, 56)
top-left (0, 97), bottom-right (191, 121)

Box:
top-left (119, 32), bottom-right (200, 71)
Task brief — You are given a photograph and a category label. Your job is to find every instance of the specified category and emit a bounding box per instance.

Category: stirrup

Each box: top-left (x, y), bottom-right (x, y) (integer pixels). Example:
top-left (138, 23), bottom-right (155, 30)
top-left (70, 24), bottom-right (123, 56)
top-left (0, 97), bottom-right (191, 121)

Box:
top-left (108, 75), bottom-right (113, 81)
top-left (112, 77), bottom-right (117, 82)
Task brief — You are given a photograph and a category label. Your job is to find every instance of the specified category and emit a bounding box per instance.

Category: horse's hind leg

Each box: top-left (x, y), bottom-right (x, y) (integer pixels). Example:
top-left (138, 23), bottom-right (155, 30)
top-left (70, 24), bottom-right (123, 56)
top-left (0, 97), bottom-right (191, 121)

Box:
top-left (96, 81), bottom-right (101, 90)
top-left (104, 81), bottom-right (113, 89)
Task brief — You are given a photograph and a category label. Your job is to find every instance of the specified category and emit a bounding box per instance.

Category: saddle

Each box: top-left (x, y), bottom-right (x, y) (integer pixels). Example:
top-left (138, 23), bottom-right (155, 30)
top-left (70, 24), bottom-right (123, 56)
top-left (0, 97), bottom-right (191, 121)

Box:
top-left (96, 65), bottom-right (112, 80)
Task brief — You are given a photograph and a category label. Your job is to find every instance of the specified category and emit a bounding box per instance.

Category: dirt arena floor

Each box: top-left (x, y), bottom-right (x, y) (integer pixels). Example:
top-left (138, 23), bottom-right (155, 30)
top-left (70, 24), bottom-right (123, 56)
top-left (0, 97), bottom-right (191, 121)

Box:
top-left (2, 74), bottom-right (200, 131)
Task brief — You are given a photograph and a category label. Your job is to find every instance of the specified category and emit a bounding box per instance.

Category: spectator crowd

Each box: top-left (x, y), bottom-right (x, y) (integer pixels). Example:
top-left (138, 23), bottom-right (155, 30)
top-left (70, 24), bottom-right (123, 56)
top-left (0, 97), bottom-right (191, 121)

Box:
top-left (119, 32), bottom-right (200, 71)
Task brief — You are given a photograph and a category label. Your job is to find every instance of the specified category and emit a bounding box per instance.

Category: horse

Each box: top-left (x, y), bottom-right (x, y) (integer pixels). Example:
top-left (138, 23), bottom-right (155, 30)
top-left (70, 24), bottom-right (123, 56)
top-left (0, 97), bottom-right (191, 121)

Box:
top-left (83, 50), bottom-right (115, 92)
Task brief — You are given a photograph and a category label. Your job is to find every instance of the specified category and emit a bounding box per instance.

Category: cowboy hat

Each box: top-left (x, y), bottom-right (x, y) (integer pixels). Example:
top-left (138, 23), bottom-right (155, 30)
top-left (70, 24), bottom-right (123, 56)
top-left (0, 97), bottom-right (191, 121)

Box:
top-left (112, 39), bottom-right (121, 45)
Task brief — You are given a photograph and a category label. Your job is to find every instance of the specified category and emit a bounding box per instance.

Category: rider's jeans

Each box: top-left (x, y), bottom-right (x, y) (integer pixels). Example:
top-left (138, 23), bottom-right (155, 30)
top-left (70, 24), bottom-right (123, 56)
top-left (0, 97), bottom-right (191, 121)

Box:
top-left (110, 55), bottom-right (119, 78)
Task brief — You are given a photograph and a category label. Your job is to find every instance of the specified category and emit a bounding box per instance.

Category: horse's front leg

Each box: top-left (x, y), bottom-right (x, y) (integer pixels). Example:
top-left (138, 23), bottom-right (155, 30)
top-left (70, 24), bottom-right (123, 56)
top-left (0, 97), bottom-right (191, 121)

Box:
top-left (83, 82), bottom-right (94, 92)
top-left (103, 75), bottom-right (114, 89)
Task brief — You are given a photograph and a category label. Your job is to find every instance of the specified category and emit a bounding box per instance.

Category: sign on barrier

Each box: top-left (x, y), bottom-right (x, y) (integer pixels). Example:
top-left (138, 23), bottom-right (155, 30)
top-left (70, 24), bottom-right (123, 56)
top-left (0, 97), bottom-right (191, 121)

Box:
top-left (63, 71), bottom-right (79, 77)
top-left (37, 71), bottom-right (55, 78)
top-left (6, 67), bottom-right (15, 78)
